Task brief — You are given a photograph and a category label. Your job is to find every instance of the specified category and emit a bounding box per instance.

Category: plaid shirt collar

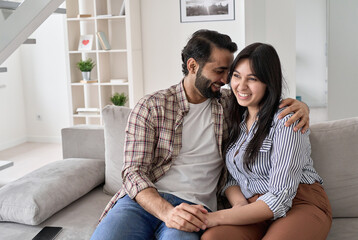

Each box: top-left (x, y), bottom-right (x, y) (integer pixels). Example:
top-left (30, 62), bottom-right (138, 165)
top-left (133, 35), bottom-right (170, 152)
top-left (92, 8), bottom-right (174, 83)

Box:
top-left (176, 79), bottom-right (223, 113)
top-left (176, 80), bottom-right (190, 114)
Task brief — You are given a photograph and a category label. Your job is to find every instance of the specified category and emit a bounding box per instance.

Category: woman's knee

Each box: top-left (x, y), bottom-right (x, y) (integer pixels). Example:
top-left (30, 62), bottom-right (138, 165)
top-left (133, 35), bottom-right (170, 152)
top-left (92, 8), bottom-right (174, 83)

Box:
top-left (202, 225), bottom-right (266, 240)
top-left (201, 227), bottom-right (223, 240)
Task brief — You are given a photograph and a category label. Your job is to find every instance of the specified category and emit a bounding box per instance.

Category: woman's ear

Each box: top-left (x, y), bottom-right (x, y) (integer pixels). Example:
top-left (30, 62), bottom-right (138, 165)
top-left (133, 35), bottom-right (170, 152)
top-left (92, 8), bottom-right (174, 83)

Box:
top-left (187, 58), bottom-right (198, 74)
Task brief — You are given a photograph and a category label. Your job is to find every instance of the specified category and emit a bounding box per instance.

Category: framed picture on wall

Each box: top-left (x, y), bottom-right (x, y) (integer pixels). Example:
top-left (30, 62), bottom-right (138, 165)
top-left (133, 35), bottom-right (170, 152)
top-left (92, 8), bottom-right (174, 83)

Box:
top-left (180, 0), bottom-right (235, 23)
top-left (78, 34), bottom-right (93, 51)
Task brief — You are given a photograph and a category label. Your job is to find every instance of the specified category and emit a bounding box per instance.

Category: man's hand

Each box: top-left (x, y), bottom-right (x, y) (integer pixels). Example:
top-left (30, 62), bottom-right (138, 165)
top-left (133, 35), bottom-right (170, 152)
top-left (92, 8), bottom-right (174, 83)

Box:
top-left (279, 98), bottom-right (310, 133)
top-left (135, 188), bottom-right (208, 233)
top-left (164, 203), bottom-right (208, 232)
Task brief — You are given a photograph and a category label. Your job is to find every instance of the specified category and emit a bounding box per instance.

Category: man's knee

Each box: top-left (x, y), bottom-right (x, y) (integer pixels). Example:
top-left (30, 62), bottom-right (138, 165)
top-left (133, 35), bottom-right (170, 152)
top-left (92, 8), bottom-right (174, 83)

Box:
top-left (158, 228), bottom-right (200, 240)
top-left (92, 197), bottom-right (158, 240)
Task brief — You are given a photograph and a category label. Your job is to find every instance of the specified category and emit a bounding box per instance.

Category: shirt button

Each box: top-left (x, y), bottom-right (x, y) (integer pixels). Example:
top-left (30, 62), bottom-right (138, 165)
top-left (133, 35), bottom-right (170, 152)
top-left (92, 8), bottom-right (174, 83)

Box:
top-left (284, 190), bottom-right (288, 194)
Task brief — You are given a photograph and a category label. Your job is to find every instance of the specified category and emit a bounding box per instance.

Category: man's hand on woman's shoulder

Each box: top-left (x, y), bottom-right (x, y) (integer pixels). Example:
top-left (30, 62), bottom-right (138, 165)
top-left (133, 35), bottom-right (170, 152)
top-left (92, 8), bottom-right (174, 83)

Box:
top-left (278, 98), bottom-right (310, 133)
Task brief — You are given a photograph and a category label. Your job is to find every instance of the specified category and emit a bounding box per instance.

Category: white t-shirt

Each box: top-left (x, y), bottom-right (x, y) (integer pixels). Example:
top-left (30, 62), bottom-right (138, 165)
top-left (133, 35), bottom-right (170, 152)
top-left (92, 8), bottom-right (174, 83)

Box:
top-left (155, 99), bottom-right (223, 211)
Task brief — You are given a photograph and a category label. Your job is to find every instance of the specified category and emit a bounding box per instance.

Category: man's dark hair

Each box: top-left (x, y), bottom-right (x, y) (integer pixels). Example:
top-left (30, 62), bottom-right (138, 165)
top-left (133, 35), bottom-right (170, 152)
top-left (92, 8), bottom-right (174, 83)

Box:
top-left (181, 29), bottom-right (237, 76)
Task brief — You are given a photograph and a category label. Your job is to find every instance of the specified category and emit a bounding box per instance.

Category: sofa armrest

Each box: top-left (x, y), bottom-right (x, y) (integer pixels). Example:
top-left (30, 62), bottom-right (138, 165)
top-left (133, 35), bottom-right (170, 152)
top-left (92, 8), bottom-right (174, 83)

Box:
top-left (61, 125), bottom-right (105, 159)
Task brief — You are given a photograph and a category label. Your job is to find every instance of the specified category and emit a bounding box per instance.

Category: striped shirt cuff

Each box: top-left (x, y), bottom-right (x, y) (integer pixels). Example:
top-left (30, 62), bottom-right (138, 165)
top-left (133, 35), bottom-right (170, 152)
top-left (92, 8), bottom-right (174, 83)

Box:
top-left (257, 190), bottom-right (290, 220)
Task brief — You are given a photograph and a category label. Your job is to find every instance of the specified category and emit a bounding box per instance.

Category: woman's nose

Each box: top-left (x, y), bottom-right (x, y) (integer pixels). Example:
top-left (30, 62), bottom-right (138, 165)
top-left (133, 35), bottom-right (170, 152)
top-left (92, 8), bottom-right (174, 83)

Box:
top-left (237, 79), bottom-right (248, 91)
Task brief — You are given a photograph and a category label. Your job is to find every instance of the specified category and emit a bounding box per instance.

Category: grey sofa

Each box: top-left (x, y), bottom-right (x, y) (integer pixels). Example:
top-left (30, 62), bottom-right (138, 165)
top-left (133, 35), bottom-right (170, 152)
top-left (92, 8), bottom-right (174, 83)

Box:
top-left (0, 106), bottom-right (357, 239)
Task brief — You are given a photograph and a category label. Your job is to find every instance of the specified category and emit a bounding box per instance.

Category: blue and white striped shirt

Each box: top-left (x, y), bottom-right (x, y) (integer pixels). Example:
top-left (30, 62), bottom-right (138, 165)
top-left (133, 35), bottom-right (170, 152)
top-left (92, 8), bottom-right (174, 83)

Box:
top-left (224, 108), bottom-right (323, 220)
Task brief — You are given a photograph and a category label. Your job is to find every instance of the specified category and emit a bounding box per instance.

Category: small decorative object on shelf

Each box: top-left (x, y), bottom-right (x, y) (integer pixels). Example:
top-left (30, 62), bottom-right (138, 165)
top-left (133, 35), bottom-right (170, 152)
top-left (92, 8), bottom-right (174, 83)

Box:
top-left (97, 32), bottom-right (111, 50)
top-left (110, 79), bottom-right (127, 84)
top-left (80, 80), bottom-right (97, 84)
top-left (76, 58), bottom-right (96, 81)
top-left (120, 1), bottom-right (125, 16)
top-left (78, 34), bottom-right (93, 51)
top-left (110, 92), bottom-right (128, 106)
top-left (76, 107), bottom-right (100, 115)
top-left (77, 14), bottom-right (91, 18)
top-left (96, 14), bottom-right (113, 18)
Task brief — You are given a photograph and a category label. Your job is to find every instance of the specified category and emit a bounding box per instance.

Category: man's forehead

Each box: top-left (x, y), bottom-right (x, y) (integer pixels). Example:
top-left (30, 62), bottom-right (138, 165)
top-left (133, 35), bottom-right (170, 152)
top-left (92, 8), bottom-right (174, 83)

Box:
top-left (206, 48), bottom-right (233, 67)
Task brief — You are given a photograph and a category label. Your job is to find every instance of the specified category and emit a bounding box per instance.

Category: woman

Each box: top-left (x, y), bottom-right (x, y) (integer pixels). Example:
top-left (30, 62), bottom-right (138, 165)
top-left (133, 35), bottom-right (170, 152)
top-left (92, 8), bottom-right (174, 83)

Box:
top-left (201, 43), bottom-right (332, 240)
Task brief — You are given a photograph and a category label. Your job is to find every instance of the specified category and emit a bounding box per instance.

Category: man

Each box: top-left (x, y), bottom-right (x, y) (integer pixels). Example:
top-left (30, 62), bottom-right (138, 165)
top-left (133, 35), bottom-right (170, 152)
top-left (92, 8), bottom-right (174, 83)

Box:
top-left (91, 30), bottom-right (309, 240)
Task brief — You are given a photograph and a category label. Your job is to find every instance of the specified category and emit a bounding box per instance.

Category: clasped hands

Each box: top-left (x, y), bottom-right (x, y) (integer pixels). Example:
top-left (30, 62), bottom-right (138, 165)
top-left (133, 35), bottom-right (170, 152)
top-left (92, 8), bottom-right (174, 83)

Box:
top-left (163, 202), bottom-right (247, 232)
top-left (164, 201), bottom-right (248, 232)
top-left (163, 203), bottom-right (209, 232)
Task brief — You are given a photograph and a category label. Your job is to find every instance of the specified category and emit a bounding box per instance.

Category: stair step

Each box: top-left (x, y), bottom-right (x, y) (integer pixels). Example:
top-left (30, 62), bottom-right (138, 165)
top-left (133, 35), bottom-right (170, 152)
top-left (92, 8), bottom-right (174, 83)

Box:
top-left (0, 1), bottom-right (66, 14)
top-left (23, 38), bottom-right (36, 44)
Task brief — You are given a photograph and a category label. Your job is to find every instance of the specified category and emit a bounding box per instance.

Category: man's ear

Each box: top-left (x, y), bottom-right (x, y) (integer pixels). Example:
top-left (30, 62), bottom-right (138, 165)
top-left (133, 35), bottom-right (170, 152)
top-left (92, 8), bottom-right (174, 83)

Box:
top-left (187, 58), bottom-right (198, 74)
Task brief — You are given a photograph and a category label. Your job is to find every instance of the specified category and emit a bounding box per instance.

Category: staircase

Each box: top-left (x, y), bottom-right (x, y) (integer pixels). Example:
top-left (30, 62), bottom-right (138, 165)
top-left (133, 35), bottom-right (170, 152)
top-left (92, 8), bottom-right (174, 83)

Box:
top-left (0, 0), bottom-right (66, 66)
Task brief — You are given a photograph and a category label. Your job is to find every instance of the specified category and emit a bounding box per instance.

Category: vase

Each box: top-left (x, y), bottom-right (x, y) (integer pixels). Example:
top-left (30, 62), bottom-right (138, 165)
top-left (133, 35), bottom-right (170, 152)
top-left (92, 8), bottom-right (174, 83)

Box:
top-left (82, 71), bottom-right (91, 81)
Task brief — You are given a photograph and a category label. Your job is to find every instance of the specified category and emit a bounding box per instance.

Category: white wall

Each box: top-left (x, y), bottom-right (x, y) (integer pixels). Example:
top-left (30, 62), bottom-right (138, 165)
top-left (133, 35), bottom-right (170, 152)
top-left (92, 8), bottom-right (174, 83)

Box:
top-left (0, 49), bottom-right (27, 150)
top-left (296, 0), bottom-right (327, 107)
top-left (0, 13), bottom-right (69, 150)
top-left (140, 0), bottom-right (245, 95)
top-left (20, 14), bottom-right (70, 142)
top-left (327, 0), bottom-right (358, 120)
top-left (245, 0), bottom-right (296, 99)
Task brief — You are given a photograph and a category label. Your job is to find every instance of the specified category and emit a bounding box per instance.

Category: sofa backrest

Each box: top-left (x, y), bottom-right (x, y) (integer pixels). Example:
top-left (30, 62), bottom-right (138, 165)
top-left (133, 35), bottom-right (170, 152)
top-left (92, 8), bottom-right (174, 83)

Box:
top-left (310, 117), bottom-right (358, 218)
top-left (62, 125), bottom-right (105, 160)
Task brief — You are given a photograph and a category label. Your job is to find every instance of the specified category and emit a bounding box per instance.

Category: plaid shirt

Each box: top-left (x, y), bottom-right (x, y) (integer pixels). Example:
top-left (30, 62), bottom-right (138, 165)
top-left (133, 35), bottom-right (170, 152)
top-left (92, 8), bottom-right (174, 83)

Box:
top-left (100, 81), bottom-right (231, 220)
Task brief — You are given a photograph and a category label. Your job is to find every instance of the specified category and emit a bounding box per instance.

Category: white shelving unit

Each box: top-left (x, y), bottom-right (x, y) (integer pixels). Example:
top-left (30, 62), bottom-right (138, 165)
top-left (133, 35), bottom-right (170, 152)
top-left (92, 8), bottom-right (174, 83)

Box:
top-left (65, 0), bottom-right (143, 125)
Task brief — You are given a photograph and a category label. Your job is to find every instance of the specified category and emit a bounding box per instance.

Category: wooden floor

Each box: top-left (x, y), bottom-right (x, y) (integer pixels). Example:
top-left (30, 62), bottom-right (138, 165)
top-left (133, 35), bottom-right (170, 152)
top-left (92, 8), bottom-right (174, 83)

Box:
top-left (0, 142), bottom-right (62, 187)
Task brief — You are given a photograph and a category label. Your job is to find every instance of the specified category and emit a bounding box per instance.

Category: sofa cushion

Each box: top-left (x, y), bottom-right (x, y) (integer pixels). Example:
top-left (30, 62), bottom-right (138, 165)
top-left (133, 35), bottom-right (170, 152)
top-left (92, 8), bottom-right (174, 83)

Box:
top-left (102, 105), bottom-right (132, 195)
top-left (310, 117), bottom-right (358, 217)
top-left (0, 158), bottom-right (104, 225)
top-left (326, 218), bottom-right (358, 240)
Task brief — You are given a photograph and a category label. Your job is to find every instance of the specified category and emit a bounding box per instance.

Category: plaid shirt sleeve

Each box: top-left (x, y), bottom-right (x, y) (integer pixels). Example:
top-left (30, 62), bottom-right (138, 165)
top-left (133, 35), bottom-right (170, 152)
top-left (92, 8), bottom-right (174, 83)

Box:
top-left (121, 97), bottom-right (158, 199)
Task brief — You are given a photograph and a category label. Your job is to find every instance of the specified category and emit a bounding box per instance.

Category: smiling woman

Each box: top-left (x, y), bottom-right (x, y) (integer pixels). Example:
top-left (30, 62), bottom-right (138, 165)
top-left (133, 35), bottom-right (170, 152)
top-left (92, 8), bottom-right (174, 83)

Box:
top-left (201, 42), bottom-right (332, 240)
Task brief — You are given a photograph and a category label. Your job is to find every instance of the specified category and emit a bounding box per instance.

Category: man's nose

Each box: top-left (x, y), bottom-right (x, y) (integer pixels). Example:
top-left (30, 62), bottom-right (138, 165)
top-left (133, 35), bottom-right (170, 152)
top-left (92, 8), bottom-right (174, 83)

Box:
top-left (220, 74), bottom-right (228, 84)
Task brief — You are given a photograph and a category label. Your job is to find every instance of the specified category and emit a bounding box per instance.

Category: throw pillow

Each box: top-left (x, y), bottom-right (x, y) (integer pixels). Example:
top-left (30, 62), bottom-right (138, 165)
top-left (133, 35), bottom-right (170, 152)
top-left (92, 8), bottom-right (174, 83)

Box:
top-left (102, 105), bottom-right (132, 195)
top-left (0, 158), bottom-right (104, 225)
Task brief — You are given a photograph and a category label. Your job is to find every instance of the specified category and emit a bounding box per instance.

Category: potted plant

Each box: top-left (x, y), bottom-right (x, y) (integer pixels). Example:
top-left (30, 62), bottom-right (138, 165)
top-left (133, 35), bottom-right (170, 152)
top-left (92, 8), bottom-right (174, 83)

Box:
top-left (110, 92), bottom-right (128, 106)
top-left (76, 58), bottom-right (96, 81)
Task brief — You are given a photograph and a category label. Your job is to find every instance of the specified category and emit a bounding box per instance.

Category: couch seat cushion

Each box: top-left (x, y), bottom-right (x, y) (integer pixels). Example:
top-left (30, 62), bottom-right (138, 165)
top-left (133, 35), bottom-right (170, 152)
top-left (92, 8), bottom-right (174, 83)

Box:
top-left (327, 218), bottom-right (358, 240)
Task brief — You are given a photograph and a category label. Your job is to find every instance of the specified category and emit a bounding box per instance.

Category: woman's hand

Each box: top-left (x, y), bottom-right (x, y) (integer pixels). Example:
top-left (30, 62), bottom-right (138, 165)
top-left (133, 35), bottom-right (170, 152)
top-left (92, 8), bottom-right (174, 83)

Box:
top-left (205, 202), bottom-right (248, 229)
top-left (205, 212), bottom-right (220, 228)
top-left (279, 98), bottom-right (310, 133)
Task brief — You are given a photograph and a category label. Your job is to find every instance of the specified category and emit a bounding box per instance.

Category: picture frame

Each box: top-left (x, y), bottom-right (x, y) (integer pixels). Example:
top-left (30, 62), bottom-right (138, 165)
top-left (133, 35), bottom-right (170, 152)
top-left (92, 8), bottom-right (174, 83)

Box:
top-left (180, 0), bottom-right (235, 23)
top-left (78, 34), bottom-right (93, 51)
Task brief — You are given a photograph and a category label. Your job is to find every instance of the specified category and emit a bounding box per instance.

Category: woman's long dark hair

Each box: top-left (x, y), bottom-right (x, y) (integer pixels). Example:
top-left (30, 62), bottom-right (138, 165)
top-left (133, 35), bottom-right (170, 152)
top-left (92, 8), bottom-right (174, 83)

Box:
top-left (225, 43), bottom-right (283, 167)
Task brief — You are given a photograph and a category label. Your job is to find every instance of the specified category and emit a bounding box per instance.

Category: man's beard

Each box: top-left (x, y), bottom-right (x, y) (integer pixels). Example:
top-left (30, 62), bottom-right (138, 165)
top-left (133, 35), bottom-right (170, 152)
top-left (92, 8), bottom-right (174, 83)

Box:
top-left (194, 69), bottom-right (222, 99)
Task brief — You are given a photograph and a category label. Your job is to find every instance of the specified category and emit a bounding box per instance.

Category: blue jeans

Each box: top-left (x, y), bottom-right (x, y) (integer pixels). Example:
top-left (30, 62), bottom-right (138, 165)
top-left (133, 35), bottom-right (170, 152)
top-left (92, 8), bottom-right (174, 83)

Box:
top-left (90, 193), bottom-right (205, 240)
